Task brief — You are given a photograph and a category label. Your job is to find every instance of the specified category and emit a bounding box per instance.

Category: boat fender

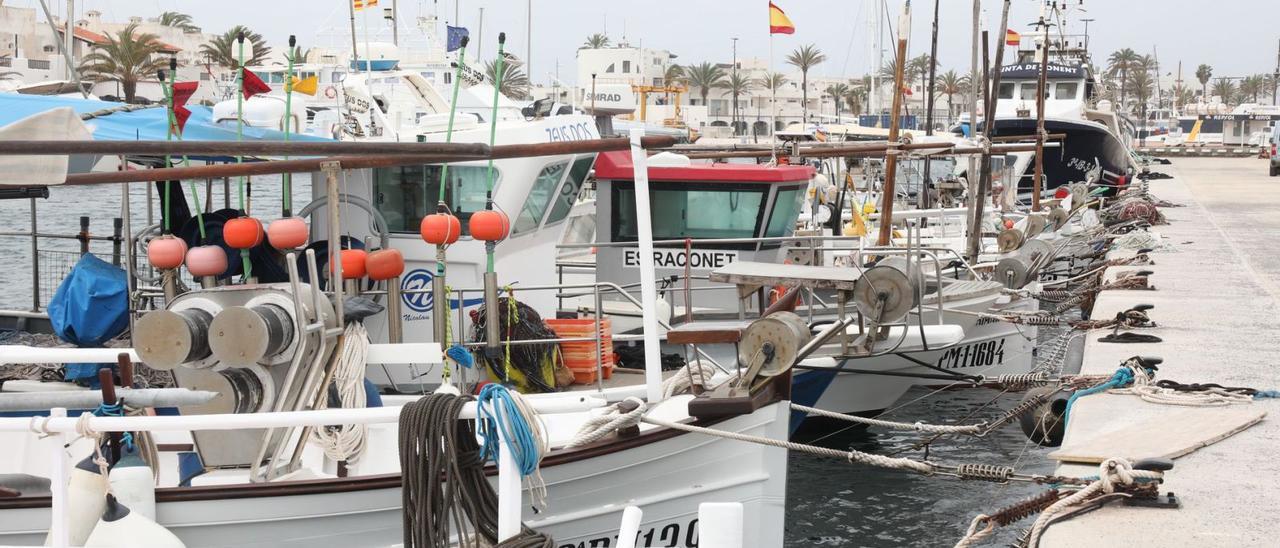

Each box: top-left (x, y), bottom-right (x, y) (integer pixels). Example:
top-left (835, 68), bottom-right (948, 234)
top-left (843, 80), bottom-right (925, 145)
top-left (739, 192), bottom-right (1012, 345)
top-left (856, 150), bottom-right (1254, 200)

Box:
top-left (1018, 386), bottom-right (1070, 447)
top-left (107, 451), bottom-right (156, 520)
top-left (84, 495), bottom-right (185, 547)
top-left (47, 453), bottom-right (108, 546)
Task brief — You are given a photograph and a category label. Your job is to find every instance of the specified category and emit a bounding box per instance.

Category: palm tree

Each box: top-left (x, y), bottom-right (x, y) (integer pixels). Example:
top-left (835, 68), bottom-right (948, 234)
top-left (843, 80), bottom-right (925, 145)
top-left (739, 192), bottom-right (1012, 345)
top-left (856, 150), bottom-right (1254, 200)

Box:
top-left (784, 44), bottom-right (826, 122)
top-left (485, 60), bottom-right (531, 99)
top-left (877, 58), bottom-right (917, 89)
top-left (843, 86), bottom-right (867, 117)
top-left (1240, 74), bottom-right (1266, 103)
top-left (936, 70), bottom-right (963, 121)
top-left (663, 64), bottom-right (684, 86)
top-left (718, 73), bottom-right (755, 133)
top-left (684, 62), bottom-right (726, 108)
top-left (907, 54), bottom-right (935, 95)
top-left (755, 72), bottom-right (788, 93)
top-left (78, 23), bottom-right (169, 103)
top-left (824, 82), bottom-right (849, 119)
top-left (157, 11), bottom-right (199, 33)
top-left (1128, 69), bottom-right (1155, 140)
top-left (581, 33), bottom-right (610, 49)
top-left (1195, 64), bottom-right (1213, 100)
top-left (1106, 48), bottom-right (1140, 111)
top-left (1211, 77), bottom-right (1236, 105)
top-left (200, 26), bottom-right (272, 69)
top-left (1172, 84), bottom-right (1195, 110)
top-left (1264, 73), bottom-right (1279, 104)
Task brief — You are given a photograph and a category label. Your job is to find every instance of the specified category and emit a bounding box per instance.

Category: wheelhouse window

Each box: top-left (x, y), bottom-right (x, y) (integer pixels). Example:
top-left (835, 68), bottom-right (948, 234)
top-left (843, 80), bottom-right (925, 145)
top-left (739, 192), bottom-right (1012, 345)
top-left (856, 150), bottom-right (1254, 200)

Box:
top-left (765, 187), bottom-right (804, 238)
top-left (373, 164), bottom-right (492, 234)
top-left (544, 156), bottom-right (595, 227)
top-left (612, 182), bottom-right (767, 244)
top-left (1019, 83), bottom-right (1043, 100)
top-left (513, 162), bottom-right (570, 235)
top-left (998, 83), bottom-right (1015, 99)
top-left (1054, 82), bottom-right (1079, 100)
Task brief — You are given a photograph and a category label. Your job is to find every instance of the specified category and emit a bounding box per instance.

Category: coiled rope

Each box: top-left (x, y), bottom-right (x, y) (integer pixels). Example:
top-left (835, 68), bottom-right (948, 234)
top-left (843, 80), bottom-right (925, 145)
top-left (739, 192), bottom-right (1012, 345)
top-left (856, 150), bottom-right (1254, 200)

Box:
top-left (399, 393), bottom-right (553, 548)
top-left (1025, 458), bottom-right (1161, 547)
top-left (476, 384), bottom-right (549, 511)
top-left (311, 322), bottom-right (370, 463)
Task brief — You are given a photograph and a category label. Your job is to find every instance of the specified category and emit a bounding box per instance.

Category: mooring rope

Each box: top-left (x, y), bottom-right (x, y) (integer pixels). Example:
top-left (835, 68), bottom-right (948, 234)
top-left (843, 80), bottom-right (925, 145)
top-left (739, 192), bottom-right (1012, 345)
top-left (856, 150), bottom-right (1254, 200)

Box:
top-left (311, 322), bottom-right (370, 463)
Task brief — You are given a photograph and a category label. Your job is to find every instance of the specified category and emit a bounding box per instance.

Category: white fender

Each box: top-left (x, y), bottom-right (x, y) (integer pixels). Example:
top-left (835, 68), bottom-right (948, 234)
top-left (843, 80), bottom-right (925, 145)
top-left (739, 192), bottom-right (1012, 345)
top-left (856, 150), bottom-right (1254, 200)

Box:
top-left (84, 495), bottom-right (185, 547)
top-left (107, 452), bottom-right (156, 520)
top-left (48, 454), bottom-right (107, 546)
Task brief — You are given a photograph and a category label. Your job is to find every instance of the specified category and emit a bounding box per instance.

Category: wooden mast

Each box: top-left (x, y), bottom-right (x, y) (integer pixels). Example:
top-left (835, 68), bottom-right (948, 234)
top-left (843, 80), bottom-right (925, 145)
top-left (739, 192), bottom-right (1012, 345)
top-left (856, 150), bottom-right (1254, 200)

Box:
top-left (876, 1), bottom-right (911, 247)
top-left (1033, 7), bottom-right (1051, 211)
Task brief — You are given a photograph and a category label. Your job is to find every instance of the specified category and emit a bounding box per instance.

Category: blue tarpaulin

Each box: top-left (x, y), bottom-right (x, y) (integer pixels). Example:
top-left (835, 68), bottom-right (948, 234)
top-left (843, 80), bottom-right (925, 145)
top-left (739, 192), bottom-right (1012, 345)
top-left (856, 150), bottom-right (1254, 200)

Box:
top-left (0, 93), bottom-right (331, 156)
top-left (46, 253), bottom-right (130, 383)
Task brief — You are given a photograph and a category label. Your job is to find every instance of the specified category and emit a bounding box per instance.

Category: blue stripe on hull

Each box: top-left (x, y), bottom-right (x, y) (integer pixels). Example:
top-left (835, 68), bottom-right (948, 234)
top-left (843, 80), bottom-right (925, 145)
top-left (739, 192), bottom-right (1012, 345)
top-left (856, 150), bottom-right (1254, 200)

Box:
top-left (789, 370), bottom-right (838, 435)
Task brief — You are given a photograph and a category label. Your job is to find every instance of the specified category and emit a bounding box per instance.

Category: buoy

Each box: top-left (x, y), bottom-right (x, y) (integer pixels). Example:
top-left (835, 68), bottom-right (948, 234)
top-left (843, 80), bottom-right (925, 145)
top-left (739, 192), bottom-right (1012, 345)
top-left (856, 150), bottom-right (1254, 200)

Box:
top-left (83, 495), bottom-right (185, 547)
top-left (146, 236), bottom-right (187, 270)
top-left (267, 216), bottom-right (309, 250)
top-left (51, 454), bottom-right (107, 546)
top-left (862, 203), bottom-right (876, 215)
top-left (1054, 187), bottom-right (1071, 200)
top-left (107, 451), bottom-right (156, 521)
top-left (365, 248), bottom-right (405, 281)
top-left (330, 249), bottom-right (367, 279)
top-left (1019, 386), bottom-right (1070, 447)
top-left (185, 245), bottom-right (228, 278)
top-left (468, 209), bottom-right (510, 241)
top-left (223, 216), bottom-right (264, 249)
top-left (1003, 219), bottom-right (1015, 229)
top-left (420, 213), bottom-right (461, 245)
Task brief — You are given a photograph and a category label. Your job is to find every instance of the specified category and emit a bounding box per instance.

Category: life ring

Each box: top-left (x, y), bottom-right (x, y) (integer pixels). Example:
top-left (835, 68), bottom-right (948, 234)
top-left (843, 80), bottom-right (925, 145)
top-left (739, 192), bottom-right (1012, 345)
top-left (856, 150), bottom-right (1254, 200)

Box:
top-left (324, 86), bottom-right (337, 99)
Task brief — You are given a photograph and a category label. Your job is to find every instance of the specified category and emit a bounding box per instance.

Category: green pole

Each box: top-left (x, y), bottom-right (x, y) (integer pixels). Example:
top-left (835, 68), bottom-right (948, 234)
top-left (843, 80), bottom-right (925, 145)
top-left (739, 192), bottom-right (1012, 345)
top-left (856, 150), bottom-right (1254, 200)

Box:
top-left (161, 59), bottom-right (206, 242)
top-left (160, 68), bottom-right (172, 236)
top-left (484, 34), bottom-right (506, 274)
top-left (438, 36), bottom-right (469, 207)
top-left (283, 35), bottom-right (296, 217)
top-left (236, 31), bottom-right (251, 280)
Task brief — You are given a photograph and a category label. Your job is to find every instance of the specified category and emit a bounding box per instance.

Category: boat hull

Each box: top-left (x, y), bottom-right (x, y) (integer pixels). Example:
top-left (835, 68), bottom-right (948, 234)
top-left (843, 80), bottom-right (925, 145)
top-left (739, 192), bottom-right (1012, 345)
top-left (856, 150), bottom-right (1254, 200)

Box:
top-left (0, 402), bottom-right (789, 548)
top-left (992, 117), bottom-right (1135, 192)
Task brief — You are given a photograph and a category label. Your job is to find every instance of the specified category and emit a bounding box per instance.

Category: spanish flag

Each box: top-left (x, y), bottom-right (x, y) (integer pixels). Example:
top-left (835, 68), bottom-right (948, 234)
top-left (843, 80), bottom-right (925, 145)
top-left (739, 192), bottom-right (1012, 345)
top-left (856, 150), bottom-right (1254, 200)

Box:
top-left (769, 2), bottom-right (795, 35)
top-left (354, 0), bottom-right (378, 11)
top-left (1005, 29), bottom-right (1021, 46)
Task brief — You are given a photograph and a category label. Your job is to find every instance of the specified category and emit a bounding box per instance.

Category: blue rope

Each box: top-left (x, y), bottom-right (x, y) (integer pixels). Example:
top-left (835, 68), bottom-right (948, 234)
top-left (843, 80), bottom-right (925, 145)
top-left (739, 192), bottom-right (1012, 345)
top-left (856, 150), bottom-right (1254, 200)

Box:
top-left (445, 344), bottom-right (474, 369)
top-left (1254, 390), bottom-right (1280, 400)
top-left (475, 384), bottom-right (541, 477)
top-left (1063, 367), bottom-right (1137, 422)
top-left (93, 402), bottom-right (135, 452)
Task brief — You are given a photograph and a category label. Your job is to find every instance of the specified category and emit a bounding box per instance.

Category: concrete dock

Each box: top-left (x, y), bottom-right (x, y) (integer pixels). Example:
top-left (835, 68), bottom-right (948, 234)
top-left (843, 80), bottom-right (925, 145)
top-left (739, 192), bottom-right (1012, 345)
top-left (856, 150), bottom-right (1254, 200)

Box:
top-left (1042, 157), bottom-right (1280, 546)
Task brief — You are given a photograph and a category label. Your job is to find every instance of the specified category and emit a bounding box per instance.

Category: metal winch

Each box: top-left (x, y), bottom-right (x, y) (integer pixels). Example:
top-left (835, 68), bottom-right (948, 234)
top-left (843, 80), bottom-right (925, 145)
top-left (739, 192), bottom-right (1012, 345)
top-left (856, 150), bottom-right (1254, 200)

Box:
top-left (134, 282), bottom-right (336, 468)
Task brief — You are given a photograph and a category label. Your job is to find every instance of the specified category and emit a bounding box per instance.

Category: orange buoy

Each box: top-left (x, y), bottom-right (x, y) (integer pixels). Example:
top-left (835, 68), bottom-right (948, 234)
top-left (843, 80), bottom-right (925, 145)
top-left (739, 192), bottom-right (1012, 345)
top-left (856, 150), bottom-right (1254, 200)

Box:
top-left (1004, 219), bottom-right (1015, 229)
top-left (185, 245), bottom-right (228, 277)
top-left (224, 217), bottom-right (264, 249)
top-left (420, 213), bottom-right (461, 245)
top-left (330, 249), bottom-right (368, 279)
top-left (146, 236), bottom-right (187, 270)
top-left (267, 217), bottom-right (308, 249)
top-left (366, 248), bottom-right (405, 281)
top-left (468, 209), bottom-right (511, 241)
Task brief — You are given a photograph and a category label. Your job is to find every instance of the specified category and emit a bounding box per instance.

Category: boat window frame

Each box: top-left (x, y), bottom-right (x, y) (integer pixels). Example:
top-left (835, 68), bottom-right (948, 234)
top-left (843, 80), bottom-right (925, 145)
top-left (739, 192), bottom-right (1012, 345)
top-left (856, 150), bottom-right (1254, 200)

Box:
top-left (512, 160), bottom-right (573, 236)
top-left (609, 180), bottom-right (772, 251)
top-left (1054, 81), bottom-right (1079, 100)
top-left (372, 163), bottom-right (499, 237)
top-left (543, 155), bottom-right (597, 229)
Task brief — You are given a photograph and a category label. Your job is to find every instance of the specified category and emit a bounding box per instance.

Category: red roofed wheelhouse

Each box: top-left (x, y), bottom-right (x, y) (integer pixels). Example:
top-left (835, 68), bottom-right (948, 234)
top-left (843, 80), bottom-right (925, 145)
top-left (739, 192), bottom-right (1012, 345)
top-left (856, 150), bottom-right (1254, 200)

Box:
top-left (585, 151), bottom-right (814, 326)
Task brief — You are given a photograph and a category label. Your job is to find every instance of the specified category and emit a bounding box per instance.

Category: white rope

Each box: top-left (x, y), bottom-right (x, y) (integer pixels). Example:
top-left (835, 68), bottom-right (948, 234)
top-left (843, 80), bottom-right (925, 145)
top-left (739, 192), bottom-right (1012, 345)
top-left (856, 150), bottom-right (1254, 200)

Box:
top-left (953, 514), bottom-right (995, 548)
top-left (1112, 230), bottom-right (1175, 252)
top-left (639, 415), bottom-right (937, 475)
top-left (565, 397), bottom-right (647, 448)
top-left (1111, 364), bottom-right (1253, 407)
top-left (790, 403), bottom-right (986, 435)
top-left (662, 360), bottom-right (721, 398)
top-left (1028, 458), bottom-right (1163, 547)
top-left (310, 322), bottom-right (370, 463)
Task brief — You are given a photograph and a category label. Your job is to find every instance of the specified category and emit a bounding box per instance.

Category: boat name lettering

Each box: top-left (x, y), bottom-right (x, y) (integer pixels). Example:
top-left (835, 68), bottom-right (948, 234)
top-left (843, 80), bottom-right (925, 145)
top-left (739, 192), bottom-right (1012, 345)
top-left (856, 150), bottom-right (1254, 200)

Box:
top-left (344, 95), bottom-right (371, 114)
top-left (585, 92), bottom-right (623, 103)
top-left (936, 339), bottom-right (1005, 370)
top-left (545, 122), bottom-right (599, 143)
top-left (623, 248), bottom-right (738, 270)
top-left (1065, 156), bottom-right (1097, 174)
top-left (558, 517), bottom-right (698, 548)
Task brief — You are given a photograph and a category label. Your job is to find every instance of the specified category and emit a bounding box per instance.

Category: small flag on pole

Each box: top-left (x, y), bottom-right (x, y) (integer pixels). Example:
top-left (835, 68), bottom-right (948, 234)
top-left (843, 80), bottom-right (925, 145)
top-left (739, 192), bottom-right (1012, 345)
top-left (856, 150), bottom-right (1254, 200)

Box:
top-left (447, 25), bottom-right (469, 52)
top-left (241, 69), bottom-right (272, 99)
top-left (353, 0), bottom-right (379, 11)
top-left (171, 81), bottom-right (198, 134)
top-left (1005, 29), bottom-right (1021, 46)
top-left (291, 75), bottom-right (319, 96)
top-left (769, 2), bottom-right (795, 35)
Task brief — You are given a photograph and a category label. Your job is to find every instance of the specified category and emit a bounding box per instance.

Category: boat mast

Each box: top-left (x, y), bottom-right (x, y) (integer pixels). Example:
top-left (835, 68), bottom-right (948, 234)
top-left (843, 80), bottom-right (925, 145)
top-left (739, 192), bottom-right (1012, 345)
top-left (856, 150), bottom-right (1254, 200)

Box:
top-left (876, 0), bottom-right (910, 247)
top-left (921, 0), bottom-right (940, 210)
top-left (349, 0), bottom-right (359, 68)
top-left (1032, 3), bottom-right (1048, 211)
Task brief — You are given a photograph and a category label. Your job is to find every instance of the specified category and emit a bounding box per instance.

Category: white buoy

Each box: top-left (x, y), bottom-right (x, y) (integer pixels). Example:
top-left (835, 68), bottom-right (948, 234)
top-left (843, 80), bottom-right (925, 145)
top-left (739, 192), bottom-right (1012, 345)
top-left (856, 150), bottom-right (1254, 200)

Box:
top-left (48, 454), bottom-right (107, 546)
top-left (698, 502), bottom-right (744, 548)
top-left (84, 495), bottom-right (185, 547)
top-left (108, 451), bottom-right (156, 520)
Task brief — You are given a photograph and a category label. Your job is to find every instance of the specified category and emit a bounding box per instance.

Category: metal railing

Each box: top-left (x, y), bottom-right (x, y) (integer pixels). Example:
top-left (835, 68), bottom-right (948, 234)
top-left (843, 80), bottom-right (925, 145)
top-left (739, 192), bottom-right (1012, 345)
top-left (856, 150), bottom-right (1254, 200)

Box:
top-left (0, 201), bottom-right (125, 312)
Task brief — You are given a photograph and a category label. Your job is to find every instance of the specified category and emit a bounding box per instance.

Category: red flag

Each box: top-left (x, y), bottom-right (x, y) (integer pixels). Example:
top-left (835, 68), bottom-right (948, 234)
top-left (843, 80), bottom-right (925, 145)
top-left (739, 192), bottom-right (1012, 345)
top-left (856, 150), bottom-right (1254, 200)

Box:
top-left (171, 81), bottom-right (198, 134)
top-left (241, 69), bottom-right (271, 99)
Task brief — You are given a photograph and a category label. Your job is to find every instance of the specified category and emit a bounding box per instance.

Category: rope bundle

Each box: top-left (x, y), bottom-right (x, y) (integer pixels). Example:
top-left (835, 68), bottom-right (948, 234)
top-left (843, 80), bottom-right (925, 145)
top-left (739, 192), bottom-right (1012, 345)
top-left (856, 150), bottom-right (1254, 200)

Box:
top-left (311, 322), bottom-right (370, 463)
top-left (476, 384), bottom-right (549, 511)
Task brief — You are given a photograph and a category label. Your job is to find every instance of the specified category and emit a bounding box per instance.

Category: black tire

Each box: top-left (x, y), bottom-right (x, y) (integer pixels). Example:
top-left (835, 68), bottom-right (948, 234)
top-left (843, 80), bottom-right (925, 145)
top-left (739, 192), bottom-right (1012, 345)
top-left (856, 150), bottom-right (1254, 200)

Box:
top-left (1271, 164), bottom-right (1279, 177)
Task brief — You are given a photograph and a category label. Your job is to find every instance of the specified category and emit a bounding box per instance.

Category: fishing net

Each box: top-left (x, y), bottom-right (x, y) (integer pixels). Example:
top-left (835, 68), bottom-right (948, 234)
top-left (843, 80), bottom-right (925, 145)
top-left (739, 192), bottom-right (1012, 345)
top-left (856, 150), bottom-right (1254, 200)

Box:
top-left (469, 297), bottom-right (567, 394)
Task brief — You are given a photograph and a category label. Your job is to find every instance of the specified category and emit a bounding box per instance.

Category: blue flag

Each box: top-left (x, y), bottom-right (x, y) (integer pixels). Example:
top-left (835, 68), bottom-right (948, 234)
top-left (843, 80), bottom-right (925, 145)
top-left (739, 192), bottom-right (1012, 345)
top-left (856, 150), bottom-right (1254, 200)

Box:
top-left (447, 25), bottom-right (469, 52)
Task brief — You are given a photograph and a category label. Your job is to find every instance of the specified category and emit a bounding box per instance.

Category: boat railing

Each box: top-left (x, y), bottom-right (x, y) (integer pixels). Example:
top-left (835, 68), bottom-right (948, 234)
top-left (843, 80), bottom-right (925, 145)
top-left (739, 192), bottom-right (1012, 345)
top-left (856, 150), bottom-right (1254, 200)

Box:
top-left (0, 208), bottom-right (126, 313)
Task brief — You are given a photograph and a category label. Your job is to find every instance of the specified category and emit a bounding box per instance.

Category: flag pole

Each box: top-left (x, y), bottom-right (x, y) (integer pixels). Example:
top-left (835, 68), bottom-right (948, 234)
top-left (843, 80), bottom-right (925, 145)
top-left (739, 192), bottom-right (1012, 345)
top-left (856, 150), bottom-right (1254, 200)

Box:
top-left (769, 21), bottom-right (776, 163)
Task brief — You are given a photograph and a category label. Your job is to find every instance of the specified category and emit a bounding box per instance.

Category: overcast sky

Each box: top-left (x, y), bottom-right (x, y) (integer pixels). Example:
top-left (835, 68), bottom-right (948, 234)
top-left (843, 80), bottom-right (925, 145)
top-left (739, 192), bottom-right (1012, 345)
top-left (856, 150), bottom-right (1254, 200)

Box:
top-left (30, 0), bottom-right (1280, 85)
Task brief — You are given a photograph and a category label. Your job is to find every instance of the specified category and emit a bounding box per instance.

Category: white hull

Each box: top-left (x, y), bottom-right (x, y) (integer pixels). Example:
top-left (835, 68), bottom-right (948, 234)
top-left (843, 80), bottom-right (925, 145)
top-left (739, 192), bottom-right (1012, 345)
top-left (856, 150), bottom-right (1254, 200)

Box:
top-left (0, 399), bottom-right (789, 547)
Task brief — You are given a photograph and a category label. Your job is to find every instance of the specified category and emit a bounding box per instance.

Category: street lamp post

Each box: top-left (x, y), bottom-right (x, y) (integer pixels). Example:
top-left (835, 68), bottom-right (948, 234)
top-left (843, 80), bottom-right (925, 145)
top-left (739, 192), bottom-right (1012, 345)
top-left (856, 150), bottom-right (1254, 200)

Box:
top-left (732, 37), bottom-right (739, 135)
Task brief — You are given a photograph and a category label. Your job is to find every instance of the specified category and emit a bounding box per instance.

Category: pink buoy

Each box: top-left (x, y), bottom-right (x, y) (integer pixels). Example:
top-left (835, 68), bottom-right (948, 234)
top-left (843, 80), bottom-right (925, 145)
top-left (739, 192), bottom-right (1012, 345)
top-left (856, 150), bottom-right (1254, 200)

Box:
top-left (267, 217), bottom-right (309, 250)
top-left (186, 245), bottom-right (228, 277)
top-left (146, 236), bottom-right (187, 270)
